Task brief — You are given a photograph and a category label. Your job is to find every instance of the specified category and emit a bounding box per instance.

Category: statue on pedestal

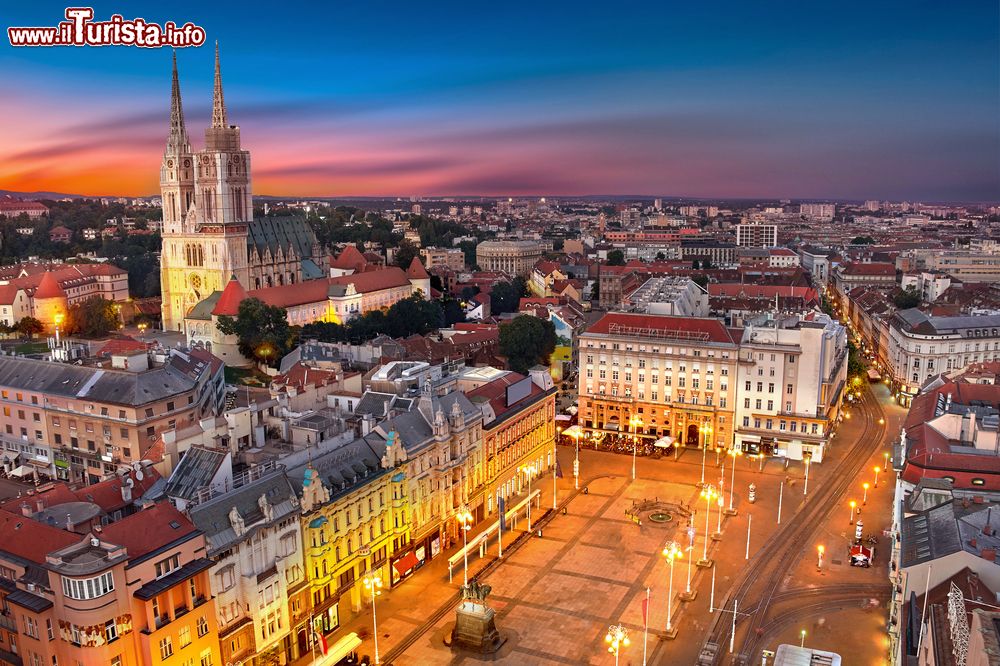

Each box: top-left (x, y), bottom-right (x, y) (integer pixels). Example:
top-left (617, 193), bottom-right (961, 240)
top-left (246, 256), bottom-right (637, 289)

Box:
top-left (451, 580), bottom-right (505, 653)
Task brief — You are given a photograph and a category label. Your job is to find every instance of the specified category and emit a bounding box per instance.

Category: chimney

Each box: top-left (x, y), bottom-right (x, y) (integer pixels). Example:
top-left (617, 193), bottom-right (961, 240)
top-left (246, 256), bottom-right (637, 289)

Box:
top-left (35, 499), bottom-right (44, 512)
top-left (982, 548), bottom-right (996, 562)
top-left (20, 503), bottom-right (31, 517)
top-left (65, 513), bottom-right (73, 531)
top-left (970, 538), bottom-right (978, 548)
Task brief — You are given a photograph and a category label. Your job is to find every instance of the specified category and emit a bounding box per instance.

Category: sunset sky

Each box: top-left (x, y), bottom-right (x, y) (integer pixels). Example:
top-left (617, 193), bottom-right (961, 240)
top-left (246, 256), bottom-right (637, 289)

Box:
top-left (1, 1), bottom-right (998, 200)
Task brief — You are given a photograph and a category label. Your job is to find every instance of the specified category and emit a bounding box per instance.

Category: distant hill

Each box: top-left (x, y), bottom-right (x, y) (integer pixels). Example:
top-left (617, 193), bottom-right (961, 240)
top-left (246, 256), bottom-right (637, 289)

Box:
top-left (0, 189), bottom-right (90, 200)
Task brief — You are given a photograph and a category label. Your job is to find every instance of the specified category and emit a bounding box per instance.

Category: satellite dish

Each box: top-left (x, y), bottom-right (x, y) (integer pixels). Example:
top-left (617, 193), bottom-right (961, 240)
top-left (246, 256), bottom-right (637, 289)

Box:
top-left (123, 476), bottom-right (134, 488)
top-left (134, 468), bottom-right (144, 481)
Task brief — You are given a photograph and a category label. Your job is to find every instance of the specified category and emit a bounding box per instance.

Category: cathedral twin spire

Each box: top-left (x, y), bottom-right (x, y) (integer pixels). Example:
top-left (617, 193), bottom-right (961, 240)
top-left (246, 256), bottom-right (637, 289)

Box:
top-left (166, 41), bottom-right (230, 150)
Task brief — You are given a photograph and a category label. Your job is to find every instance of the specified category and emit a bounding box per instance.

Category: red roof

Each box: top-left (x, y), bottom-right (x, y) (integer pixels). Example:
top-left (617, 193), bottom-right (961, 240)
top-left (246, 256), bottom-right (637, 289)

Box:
top-left (97, 336), bottom-right (152, 357)
top-left (465, 372), bottom-right (545, 421)
top-left (406, 257), bottom-right (430, 280)
top-left (0, 510), bottom-right (79, 563)
top-left (33, 271), bottom-right (65, 299)
top-left (331, 245), bottom-right (368, 271)
top-left (585, 312), bottom-right (737, 344)
top-left (840, 262), bottom-right (896, 277)
top-left (212, 276), bottom-right (249, 316)
top-left (100, 502), bottom-right (199, 560)
top-left (248, 267), bottom-right (412, 309)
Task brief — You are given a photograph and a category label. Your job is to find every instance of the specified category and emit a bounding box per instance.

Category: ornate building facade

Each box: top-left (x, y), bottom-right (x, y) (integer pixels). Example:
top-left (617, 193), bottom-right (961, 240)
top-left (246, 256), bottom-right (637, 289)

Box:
top-left (160, 48), bottom-right (327, 332)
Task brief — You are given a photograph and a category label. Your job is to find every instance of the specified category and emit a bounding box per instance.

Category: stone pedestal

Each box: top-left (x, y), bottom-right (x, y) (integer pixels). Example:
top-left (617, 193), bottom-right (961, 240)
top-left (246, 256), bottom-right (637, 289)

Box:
top-left (451, 601), bottom-right (505, 654)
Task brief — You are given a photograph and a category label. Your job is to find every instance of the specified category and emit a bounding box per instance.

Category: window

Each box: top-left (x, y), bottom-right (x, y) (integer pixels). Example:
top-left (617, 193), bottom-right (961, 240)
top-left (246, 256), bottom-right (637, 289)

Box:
top-left (200, 649), bottom-right (213, 666)
top-left (22, 617), bottom-right (37, 639)
top-left (61, 572), bottom-right (114, 600)
top-left (105, 619), bottom-right (118, 643)
top-left (786, 384), bottom-right (793, 395)
top-left (197, 616), bottom-right (209, 637)
top-left (159, 637), bottom-right (173, 659)
top-left (178, 625), bottom-right (191, 647)
top-left (155, 555), bottom-right (180, 579)
top-left (45, 619), bottom-right (53, 641)
top-left (972, 478), bottom-right (986, 486)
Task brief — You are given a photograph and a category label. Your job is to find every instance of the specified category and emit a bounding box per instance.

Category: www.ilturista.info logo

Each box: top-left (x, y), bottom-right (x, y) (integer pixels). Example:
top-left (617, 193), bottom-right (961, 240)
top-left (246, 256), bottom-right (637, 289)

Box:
top-left (8, 8), bottom-right (206, 48)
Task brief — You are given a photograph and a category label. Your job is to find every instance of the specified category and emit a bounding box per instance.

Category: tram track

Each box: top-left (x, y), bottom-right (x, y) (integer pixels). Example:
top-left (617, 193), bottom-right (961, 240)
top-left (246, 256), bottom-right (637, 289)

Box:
top-left (671, 386), bottom-right (888, 665)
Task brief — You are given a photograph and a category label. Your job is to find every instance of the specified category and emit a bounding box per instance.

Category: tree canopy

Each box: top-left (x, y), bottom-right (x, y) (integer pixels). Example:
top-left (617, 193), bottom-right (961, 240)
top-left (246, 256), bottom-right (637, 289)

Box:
top-left (393, 240), bottom-right (420, 270)
top-left (489, 277), bottom-right (528, 315)
top-left (606, 249), bottom-right (625, 266)
top-left (499, 315), bottom-right (556, 375)
top-left (66, 297), bottom-right (120, 337)
top-left (851, 236), bottom-right (876, 245)
top-left (216, 298), bottom-right (294, 368)
top-left (301, 294), bottom-right (447, 345)
top-left (893, 286), bottom-right (921, 309)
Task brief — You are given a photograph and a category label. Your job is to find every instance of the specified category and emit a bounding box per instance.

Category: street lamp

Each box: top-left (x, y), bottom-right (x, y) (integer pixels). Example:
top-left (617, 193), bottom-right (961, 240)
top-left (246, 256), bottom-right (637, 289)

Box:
top-left (662, 541), bottom-right (682, 633)
top-left (362, 571), bottom-right (382, 665)
top-left (849, 500), bottom-right (857, 525)
top-left (54, 312), bottom-right (64, 344)
top-left (800, 629), bottom-right (807, 648)
top-left (817, 544), bottom-right (824, 569)
top-left (605, 624), bottom-right (630, 666)
top-left (629, 415), bottom-right (643, 481)
top-left (699, 484), bottom-right (717, 564)
top-left (803, 452), bottom-right (812, 497)
top-left (699, 422), bottom-right (713, 486)
top-left (874, 466), bottom-right (881, 488)
top-left (726, 449), bottom-right (742, 515)
top-left (682, 524), bottom-right (697, 600)
top-left (520, 464), bottom-right (536, 531)
top-left (456, 507), bottom-right (473, 586)
top-left (862, 482), bottom-right (870, 505)
top-left (715, 496), bottom-right (724, 537)
top-left (884, 451), bottom-right (890, 471)
top-left (571, 429), bottom-right (580, 490)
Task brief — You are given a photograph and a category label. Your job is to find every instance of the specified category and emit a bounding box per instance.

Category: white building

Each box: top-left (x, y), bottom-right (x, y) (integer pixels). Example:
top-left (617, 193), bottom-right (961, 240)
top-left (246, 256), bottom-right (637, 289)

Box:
top-left (625, 277), bottom-right (709, 317)
top-left (734, 313), bottom-right (848, 461)
top-left (799, 203), bottom-right (836, 220)
top-left (735, 223), bottom-right (777, 248)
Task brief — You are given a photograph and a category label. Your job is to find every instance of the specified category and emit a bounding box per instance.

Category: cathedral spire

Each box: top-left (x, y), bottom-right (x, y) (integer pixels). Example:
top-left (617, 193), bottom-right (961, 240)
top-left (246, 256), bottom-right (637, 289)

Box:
top-left (211, 41), bottom-right (228, 129)
top-left (167, 50), bottom-right (189, 148)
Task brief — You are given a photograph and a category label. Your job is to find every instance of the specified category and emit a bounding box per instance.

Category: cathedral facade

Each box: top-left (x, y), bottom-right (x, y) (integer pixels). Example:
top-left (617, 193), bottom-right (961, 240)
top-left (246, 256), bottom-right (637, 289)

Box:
top-left (159, 47), bottom-right (327, 332)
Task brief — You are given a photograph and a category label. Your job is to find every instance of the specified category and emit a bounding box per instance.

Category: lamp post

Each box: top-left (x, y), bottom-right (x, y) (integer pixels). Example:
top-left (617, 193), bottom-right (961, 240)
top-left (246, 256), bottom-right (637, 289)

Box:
top-left (874, 466), bottom-right (881, 489)
top-left (629, 415), bottom-right (643, 481)
top-left (605, 624), bottom-right (630, 666)
top-left (817, 544), bottom-right (825, 569)
top-left (849, 500), bottom-right (857, 525)
top-left (552, 431), bottom-right (558, 510)
top-left (699, 422), bottom-right (713, 486)
top-left (863, 482), bottom-right (870, 505)
top-left (800, 629), bottom-right (807, 648)
top-left (698, 485), bottom-right (716, 565)
top-left (54, 312), bottom-right (64, 345)
top-left (456, 507), bottom-right (473, 586)
top-left (137, 321), bottom-right (147, 341)
top-left (884, 451), bottom-right (890, 471)
top-left (362, 571), bottom-right (382, 665)
top-left (682, 524), bottom-right (697, 600)
top-left (803, 452), bottom-right (812, 497)
top-left (725, 449), bottom-right (742, 515)
top-left (572, 429), bottom-right (580, 490)
top-left (520, 464), bottom-right (536, 531)
top-left (662, 541), bottom-right (681, 634)
top-left (715, 496), bottom-right (724, 538)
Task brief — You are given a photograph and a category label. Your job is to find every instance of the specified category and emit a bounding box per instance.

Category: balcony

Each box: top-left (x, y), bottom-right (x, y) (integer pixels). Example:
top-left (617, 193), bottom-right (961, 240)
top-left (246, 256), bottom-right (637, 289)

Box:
top-left (255, 565), bottom-right (278, 584)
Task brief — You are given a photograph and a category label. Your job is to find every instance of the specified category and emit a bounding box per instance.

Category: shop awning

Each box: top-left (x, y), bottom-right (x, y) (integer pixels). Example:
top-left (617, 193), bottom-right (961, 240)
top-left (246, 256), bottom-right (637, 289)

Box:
top-left (313, 632), bottom-right (362, 666)
top-left (8, 465), bottom-right (34, 478)
top-left (392, 551), bottom-right (419, 576)
top-left (654, 436), bottom-right (675, 449)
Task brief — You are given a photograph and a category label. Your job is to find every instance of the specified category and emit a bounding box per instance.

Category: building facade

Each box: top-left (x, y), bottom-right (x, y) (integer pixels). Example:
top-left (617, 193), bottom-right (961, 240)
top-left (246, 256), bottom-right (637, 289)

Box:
top-left (475, 240), bottom-right (542, 277)
top-left (577, 313), bottom-right (740, 449)
top-left (735, 223), bottom-right (777, 248)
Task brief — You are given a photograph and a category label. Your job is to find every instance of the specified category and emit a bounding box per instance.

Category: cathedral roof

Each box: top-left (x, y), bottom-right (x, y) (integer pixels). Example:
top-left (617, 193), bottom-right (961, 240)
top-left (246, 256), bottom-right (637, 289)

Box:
top-left (247, 267), bottom-right (412, 309)
top-left (187, 292), bottom-right (221, 321)
top-left (33, 271), bottom-right (66, 300)
top-left (406, 257), bottom-right (430, 280)
top-left (247, 216), bottom-right (318, 264)
top-left (212, 276), bottom-right (249, 316)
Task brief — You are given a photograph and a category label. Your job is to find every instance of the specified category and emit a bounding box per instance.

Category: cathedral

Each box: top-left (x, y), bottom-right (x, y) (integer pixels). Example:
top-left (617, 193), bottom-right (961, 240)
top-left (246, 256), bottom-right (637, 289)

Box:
top-left (159, 46), bottom-right (327, 332)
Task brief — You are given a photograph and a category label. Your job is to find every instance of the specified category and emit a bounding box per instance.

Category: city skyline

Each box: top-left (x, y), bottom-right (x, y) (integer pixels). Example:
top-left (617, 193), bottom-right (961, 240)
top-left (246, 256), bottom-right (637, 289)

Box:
top-left (1, 1), bottom-right (998, 201)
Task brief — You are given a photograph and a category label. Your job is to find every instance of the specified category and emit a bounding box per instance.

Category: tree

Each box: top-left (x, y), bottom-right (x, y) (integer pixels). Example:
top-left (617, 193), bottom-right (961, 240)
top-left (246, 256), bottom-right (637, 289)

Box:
top-left (606, 250), bottom-right (625, 266)
top-left (590, 280), bottom-right (600, 302)
top-left (499, 315), bottom-right (556, 374)
top-left (702, 258), bottom-right (713, 270)
top-left (655, 251), bottom-right (666, 261)
top-left (0, 322), bottom-right (12, 338)
top-left (383, 295), bottom-right (443, 337)
top-left (893, 287), bottom-right (921, 309)
top-left (66, 297), bottom-right (120, 337)
top-left (692, 259), bottom-right (701, 269)
top-left (393, 240), bottom-right (420, 270)
top-left (15, 317), bottom-right (44, 337)
top-left (216, 298), bottom-right (293, 368)
top-left (460, 285), bottom-right (480, 302)
top-left (851, 236), bottom-right (876, 245)
top-left (490, 277), bottom-right (528, 315)
top-left (691, 274), bottom-right (709, 289)
top-left (442, 299), bottom-right (466, 326)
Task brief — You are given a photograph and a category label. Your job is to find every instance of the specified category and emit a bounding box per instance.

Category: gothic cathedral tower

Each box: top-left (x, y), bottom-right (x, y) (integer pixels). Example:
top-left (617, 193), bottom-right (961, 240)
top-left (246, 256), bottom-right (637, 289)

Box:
top-left (160, 45), bottom-right (252, 332)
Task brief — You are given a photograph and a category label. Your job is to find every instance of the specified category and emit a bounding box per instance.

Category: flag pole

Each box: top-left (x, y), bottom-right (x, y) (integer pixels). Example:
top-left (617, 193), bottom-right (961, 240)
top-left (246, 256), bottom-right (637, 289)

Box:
top-left (642, 586), bottom-right (650, 666)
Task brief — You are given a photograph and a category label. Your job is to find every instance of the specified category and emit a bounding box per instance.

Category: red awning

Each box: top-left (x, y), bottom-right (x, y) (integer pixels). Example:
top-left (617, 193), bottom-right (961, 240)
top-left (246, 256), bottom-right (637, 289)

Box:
top-left (393, 551), bottom-right (419, 576)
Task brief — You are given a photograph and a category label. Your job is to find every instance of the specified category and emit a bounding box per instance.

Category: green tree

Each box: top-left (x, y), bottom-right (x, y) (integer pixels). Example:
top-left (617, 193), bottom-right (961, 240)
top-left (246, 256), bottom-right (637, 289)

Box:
top-left (66, 297), bottom-right (120, 337)
top-left (0, 322), bottom-right (12, 338)
top-left (490, 277), bottom-right (528, 315)
top-left (692, 259), bottom-right (701, 269)
top-left (442, 299), bottom-right (466, 326)
top-left (15, 317), bottom-right (44, 337)
top-left (893, 287), bottom-right (921, 309)
top-left (851, 236), bottom-right (876, 245)
top-left (216, 298), bottom-right (292, 368)
top-left (590, 280), bottom-right (600, 302)
top-left (692, 274), bottom-right (709, 289)
top-left (606, 250), bottom-right (625, 266)
top-left (655, 251), bottom-right (666, 261)
top-left (702, 258), bottom-right (712, 270)
top-left (383, 295), bottom-right (443, 337)
top-left (499, 315), bottom-right (556, 374)
top-left (394, 240), bottom-right (420, 270)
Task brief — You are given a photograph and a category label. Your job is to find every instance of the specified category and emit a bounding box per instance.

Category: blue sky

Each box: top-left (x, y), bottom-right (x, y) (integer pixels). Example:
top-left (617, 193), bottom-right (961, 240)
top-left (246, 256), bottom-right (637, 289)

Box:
top-left (1, 1), bottom-right (997, 200)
